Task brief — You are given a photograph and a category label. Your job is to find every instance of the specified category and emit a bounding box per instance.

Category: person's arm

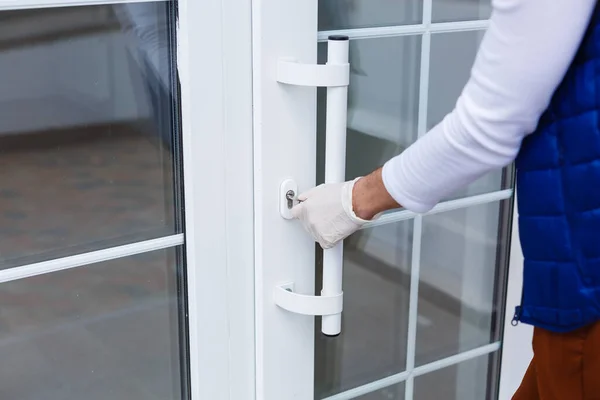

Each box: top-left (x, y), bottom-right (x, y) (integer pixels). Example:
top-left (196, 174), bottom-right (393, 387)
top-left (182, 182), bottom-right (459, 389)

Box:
top-left (293, 0), bottom-right (597, 249)
top-left (361, 0), bottom-right (597, 216)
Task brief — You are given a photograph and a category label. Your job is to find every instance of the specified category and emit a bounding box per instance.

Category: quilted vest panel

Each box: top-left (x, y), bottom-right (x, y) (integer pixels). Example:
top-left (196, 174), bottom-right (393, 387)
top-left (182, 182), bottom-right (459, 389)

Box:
top-left (514, 5), bottom-right (600, 332)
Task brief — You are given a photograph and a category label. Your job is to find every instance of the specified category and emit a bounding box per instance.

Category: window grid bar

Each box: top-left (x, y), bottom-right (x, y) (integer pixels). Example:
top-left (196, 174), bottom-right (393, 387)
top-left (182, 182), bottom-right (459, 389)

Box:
top-left (404, 215), bottom-right (423, 398)
top-left (317, 19), bottom-right (489, 41)
top-left (322, 341), bottom-right (501, 400)
top-left (404, 0), bottom-right (432, 395)
top-left (423, 0), bottom-right (433, 26)
top-left (0, 234), bottom-right (184, 284)
top-left (362, 188), bottom-right (513, 229)
top-left (0, 0), bottom-right (165, 11)
top-left (414, 341), bottom-right (501, 376)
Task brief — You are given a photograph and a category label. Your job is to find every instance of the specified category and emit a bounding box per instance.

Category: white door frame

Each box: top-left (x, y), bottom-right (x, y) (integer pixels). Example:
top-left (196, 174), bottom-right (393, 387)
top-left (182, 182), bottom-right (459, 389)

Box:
top-left (178, 0), bottom-right (256, 398)
top-left (189, 0), bottom-right (534, 396)
top-left (192, 0), bottom-right (533, 396)
top-left (252, 0), bottom-right (319, 398)
top-left (249, 0), bottom-right (530, 399)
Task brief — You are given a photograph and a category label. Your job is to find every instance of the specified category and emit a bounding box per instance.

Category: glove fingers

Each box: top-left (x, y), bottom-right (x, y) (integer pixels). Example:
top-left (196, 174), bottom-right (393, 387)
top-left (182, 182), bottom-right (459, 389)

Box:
top-left (292, 202), bottom-right (325, 247)
top-left (297, 184), bottom-right (324, 201)
top-left (291, 202), bottom-right (305, 219)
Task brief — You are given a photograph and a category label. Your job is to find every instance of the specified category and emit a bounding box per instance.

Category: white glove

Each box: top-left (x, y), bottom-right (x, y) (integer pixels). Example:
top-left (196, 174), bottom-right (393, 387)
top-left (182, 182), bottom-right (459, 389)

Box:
top-left (291, 178), bottom-right (369, 249)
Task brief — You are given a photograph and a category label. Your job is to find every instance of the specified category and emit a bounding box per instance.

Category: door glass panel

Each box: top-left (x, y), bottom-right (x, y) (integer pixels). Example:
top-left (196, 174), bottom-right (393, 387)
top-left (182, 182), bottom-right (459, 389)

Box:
top-left (319, 1), bottom-right (422, 31)
top-left (416, 201), bottom-right (508, 366)
top-left (432, 0), bottom-right (492, 23)
top-left (315, 221), bottom-right (412, 399)
top-left (0, 3), bottom-right (181, 269)
top-left (414, 354), bottom-right (497, 399)
top-left (0, 248), bottom-right (187, 400)
top-left (428, 30), bottom-right (508, 200)
top-left (312, 1), bottom-right (508, 399)
top-left (317, 36), bottom-right (421, 184)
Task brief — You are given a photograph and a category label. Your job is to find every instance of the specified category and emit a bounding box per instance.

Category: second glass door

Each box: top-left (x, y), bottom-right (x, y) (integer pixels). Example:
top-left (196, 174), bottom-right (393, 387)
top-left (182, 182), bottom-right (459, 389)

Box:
top-left (0, 2), bottom-right (190, 399)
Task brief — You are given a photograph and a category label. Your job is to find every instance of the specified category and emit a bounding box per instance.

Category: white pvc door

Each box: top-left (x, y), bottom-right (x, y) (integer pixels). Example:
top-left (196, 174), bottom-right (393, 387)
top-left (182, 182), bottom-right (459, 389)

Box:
top-left (253, 1), bottom-right (516, 399)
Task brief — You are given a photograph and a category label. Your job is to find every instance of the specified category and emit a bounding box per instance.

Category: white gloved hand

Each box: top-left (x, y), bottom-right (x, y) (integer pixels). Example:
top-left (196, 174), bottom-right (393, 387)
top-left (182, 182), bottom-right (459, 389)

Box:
top-left (291, 178), bottom-right (369, 249)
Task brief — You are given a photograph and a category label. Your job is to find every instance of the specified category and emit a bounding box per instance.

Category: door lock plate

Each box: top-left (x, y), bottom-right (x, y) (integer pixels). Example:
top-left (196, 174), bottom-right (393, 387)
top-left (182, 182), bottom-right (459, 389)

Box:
top-left (280, 179), bottom-right (298, 220)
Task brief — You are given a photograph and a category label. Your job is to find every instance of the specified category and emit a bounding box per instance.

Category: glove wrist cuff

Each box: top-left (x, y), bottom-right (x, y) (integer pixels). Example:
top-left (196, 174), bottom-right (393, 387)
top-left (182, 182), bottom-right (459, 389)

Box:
top-left (342, 178), bottom-right (371, 225)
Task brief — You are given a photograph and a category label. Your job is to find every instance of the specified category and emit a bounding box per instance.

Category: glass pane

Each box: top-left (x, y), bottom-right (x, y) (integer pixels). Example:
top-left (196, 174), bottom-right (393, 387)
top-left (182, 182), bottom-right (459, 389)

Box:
top-left (0, 248), bottom-right (188, 399)
top-left (317, 36), bottom-right (421, 185)
top-left (315, 221), bottom-right (413, 399)
top-left (0, 3), bottom-right (181, 268)
top-left (319, 1), bottom-right (422, 31)
top-left (416, 201), bottom-right (509, 366)
top-left (432, 0), bottom-right (492, 23)
top-left (414, 354), bottom-right (498, 399)
top-left (428, 30), bottom-right (507, 199)
top-left (356, 383), bottom-right (405, 399)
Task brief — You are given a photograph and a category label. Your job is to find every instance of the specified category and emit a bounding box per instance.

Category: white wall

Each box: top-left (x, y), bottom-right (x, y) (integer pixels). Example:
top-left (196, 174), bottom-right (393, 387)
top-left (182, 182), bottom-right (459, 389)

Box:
top-left (499, 200), bottom-right (533, 399)
top-left (0, 24), bottom-right (152, 135)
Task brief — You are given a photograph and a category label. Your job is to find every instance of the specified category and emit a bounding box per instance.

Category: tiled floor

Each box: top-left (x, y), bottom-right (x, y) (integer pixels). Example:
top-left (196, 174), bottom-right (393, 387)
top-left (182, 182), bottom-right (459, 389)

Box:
top-left (0, 125), bottom-right (178, 268)
top-left (0, 301), bottom-right (182, 400)
top-left (0, 249), bottom-right (184, 400)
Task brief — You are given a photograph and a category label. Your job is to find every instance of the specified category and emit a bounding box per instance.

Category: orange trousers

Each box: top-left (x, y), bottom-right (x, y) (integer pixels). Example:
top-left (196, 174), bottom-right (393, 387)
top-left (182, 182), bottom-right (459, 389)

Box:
top-left (512, 322), bottom-right (600, 400)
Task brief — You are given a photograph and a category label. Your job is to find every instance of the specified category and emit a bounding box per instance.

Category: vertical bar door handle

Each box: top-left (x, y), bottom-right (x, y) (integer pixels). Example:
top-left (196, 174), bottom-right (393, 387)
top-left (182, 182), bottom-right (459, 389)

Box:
top-left (275, 36), bottom-right (350, 337)
top-left (321, 35), bottom-right (349, 336)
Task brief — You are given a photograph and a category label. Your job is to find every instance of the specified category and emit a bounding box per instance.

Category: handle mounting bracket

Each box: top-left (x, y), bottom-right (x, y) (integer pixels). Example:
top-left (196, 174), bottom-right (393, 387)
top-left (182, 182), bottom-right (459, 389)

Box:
top-left (277, 59), bottom-right (349, 88)
top-left (274, 282), bottom-right (343, 316)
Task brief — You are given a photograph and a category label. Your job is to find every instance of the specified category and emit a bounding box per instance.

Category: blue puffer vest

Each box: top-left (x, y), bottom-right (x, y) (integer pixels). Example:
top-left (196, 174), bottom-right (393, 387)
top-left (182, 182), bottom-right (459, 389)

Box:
top-left (514, 5), bottom-right (600, 332)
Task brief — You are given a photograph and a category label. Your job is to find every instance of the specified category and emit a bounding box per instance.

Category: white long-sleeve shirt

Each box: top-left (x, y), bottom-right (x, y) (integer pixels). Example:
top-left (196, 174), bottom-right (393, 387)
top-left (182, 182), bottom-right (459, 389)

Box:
top-left (382, 0), bottom-right (598, 213)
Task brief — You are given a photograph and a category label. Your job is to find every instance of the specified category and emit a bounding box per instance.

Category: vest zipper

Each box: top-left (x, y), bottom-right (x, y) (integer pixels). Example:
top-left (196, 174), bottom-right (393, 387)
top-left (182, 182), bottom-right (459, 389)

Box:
top-left (511, 266), bottom-right (525, 326)
top-left (510, 271), bottom-right (525, 326)
top-left (511, 305), bottom-right (522, 326)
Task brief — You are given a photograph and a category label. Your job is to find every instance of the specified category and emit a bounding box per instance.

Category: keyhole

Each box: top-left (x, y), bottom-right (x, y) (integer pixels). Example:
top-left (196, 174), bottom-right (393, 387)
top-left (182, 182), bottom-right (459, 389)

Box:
top-left (286, 190), bottom-right (295, 209)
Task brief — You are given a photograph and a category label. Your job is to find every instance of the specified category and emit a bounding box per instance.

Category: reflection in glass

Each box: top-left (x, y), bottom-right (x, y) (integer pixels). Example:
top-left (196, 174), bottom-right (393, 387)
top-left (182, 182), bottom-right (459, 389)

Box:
top-left (0, 248), bottom-right (188, 400)
top-left (0, 2), bottom-right (181, 268)
top-left (317, 36), bottom-right (421, 186)
top-left (414, 354), bottom-right (497, 399)
top-left (432, 0), bottom-right (492, 23)
top-left (416, 201), bottom-right (508, 366)
top-left (315, 222), bottom-right (412, 399)
top-left (428, 30), bottom-right (508, 199)
top-left (318, 1), bottom-right (422, 31)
